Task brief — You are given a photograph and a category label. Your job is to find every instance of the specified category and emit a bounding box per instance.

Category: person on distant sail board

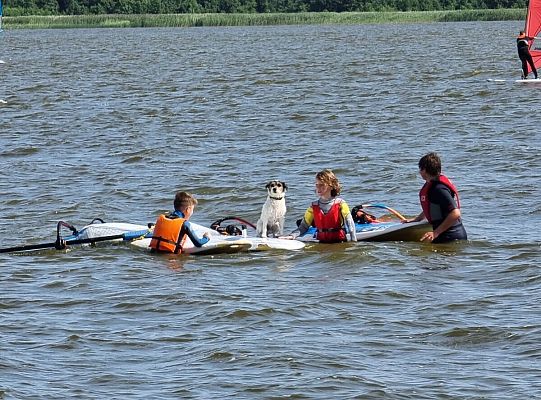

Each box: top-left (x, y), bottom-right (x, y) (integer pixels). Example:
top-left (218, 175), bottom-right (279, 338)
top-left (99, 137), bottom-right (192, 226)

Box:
top-left (402, 152), bottom-right (467, 243)
top-left (517, 30), bottom-right (539, 80)
top-left (149, 191), bottom-right (210, 254)
top-left (294, 169), bottom-right (357, 243)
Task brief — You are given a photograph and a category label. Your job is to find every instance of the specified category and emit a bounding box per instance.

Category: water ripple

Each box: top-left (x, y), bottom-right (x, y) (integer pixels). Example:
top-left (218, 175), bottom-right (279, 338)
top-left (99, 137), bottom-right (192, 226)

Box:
top-left (1, 22), bottom-right (541, 399)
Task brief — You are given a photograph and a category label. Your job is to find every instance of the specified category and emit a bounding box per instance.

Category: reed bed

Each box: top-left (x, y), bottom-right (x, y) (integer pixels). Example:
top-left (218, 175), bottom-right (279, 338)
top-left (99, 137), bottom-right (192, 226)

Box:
top-left (2, 9), bottom-right (525, 29)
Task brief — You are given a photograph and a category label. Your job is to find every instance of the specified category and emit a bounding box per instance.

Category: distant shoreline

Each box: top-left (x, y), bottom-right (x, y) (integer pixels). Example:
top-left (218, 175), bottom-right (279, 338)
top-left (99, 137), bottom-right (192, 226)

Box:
top-left (2, 9), bottom-right (525, 29)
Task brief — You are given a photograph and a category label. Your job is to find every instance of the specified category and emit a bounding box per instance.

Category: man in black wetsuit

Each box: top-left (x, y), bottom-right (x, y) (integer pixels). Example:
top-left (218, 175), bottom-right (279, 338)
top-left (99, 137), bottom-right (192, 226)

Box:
top-left (517, 30), bottom-right (538, 80)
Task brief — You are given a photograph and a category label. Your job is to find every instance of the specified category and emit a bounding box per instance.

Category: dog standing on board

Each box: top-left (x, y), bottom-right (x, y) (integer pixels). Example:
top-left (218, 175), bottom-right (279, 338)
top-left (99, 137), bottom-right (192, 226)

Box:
top-left (256, 180), bottom-right (288, 238)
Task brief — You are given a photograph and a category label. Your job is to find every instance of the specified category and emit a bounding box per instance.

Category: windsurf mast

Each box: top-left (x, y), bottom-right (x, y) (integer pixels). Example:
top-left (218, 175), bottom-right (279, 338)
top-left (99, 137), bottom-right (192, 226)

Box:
top-left (525, 0), bottom-right (541, 73)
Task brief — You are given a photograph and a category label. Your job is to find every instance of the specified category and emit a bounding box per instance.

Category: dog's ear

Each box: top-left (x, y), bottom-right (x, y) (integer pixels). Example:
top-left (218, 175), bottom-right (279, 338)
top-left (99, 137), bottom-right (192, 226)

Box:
top-left (265, 181), bottom-right (272, 190)
top-left (282, 181), bottom-right (288, 191)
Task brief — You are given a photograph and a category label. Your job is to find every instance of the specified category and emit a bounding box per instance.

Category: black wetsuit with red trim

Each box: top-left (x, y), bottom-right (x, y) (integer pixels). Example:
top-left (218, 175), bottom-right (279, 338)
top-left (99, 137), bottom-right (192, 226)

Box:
top-left (420, 178), bottom-right (467, 243)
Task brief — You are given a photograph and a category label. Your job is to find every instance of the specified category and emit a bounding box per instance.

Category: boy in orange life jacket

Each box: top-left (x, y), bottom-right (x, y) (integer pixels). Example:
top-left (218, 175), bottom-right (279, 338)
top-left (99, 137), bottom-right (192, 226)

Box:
top-left (295, 169), bottom-right (357, 243)
top-left (402, 152), bottom-right (467, 243)
top-left (149, 191), bottom-right (210, 254)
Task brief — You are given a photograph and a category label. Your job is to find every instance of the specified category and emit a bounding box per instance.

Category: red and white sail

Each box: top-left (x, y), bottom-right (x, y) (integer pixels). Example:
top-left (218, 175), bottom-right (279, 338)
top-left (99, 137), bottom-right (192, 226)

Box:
top-left (525, 0), bottom-right (541, 73)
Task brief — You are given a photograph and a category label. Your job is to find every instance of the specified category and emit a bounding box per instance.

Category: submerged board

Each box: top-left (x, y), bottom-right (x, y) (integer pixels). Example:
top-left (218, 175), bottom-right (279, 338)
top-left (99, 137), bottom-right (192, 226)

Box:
top-left (75, 221), bottom-right (305, 255)
top-left (130, 237), bottom-right (253, 255)
top-left (298, 220), bottom-right (431, 243)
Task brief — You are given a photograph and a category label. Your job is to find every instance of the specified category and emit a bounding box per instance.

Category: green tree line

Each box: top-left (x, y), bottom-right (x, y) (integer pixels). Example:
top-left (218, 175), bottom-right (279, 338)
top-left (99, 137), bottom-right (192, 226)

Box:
top-left (2, 0), bottom-right (527, 16)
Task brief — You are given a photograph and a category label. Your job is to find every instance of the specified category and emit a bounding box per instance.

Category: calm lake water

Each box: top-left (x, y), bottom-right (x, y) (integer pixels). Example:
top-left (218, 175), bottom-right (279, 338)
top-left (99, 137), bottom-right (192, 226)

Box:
top-left (1, 21), bottom-right (540, 399)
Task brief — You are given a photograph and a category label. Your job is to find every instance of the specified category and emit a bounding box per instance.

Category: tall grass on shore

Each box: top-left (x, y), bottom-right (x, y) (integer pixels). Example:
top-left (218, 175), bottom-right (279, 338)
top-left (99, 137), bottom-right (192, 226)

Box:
top-left (3, 9), bottom-right (525, 29)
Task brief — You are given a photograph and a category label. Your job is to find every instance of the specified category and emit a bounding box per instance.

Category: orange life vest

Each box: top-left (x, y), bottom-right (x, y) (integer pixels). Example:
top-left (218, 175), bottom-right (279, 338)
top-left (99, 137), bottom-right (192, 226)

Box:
top-left (419, 174), bottom-right (460, 224)
top-left (312, 200), bottom-right (347, 243)
top-left (149, 214), bottom-right (187, 254)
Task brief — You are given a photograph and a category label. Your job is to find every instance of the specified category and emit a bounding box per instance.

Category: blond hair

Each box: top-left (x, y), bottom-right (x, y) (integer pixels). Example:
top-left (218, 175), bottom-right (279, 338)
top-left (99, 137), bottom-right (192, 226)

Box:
top-left (316, 169), bottom-right (341, 197)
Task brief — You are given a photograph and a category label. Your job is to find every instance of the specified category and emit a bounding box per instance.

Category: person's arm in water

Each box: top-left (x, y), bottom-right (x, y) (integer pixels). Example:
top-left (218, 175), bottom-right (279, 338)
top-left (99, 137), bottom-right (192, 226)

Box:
top-left (420, 209), bottom-right (461, 242)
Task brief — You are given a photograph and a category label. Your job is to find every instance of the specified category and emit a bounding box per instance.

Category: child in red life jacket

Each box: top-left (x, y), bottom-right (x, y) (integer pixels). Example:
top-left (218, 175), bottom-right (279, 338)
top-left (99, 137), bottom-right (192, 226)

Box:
top-left (402, 152), bottom-right (467, 243)
top-left (149, 191), bottom-right (210, 254)
top-left (295, 169), bottom-right (357, 243)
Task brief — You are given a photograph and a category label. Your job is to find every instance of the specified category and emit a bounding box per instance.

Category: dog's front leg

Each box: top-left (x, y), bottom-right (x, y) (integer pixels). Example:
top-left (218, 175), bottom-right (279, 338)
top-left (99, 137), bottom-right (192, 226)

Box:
top-left (256, 219), bottom-right (267, 238)
top-left (278, 217), bottom-right (285, 236)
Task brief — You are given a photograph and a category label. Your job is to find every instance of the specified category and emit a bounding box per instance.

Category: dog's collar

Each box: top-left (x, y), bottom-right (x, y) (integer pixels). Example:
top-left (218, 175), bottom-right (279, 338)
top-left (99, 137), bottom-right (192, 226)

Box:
top-left (269, 196), bottom-right (284, 200)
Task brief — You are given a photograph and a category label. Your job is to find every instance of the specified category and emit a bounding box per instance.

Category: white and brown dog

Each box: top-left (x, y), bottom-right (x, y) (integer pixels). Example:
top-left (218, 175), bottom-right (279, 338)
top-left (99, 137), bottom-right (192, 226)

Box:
top-left (256, 180), bottom-right (288, 238)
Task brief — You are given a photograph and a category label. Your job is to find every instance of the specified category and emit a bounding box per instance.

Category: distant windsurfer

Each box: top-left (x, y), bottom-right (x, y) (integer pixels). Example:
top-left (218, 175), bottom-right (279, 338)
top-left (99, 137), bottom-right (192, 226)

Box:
top-left (517, 30), bottom-right (538, 80)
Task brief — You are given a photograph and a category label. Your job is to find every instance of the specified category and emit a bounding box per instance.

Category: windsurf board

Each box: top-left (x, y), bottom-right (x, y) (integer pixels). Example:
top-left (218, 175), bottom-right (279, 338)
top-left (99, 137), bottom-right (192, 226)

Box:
top-left (297, 220), bottom-right (431, 243)
top-left (75, 221), bottom-right (305, 255)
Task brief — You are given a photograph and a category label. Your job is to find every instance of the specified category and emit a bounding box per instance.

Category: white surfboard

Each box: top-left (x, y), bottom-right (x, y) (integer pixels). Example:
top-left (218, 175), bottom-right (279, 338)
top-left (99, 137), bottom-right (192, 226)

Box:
top-left (515, 78), bottom-right (541, 83)
top-left (75, 221), bottom-right (304, 255)
top-left (487, 78), bottom-right (541, 84)
top-left (297, 220), bottom-right (430, 243)
top-left (130, 236), bottom-right (253, 255)
top-left (73, 221), bottom-right (249, 255)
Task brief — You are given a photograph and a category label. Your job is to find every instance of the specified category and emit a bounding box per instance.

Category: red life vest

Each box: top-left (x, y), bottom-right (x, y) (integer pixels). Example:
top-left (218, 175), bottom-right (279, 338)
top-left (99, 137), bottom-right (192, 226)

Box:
top-left (312, 200), bottom-right (347, 243)
top-left (149, 214), bottom-right (187, 254)
top-left (419, 174), bottom-right (460, 223)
